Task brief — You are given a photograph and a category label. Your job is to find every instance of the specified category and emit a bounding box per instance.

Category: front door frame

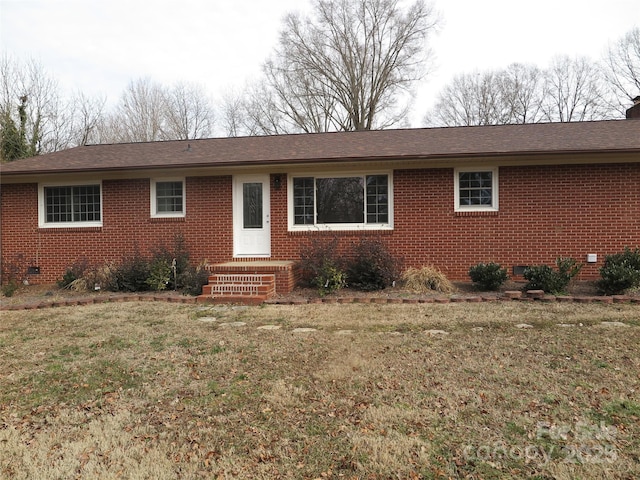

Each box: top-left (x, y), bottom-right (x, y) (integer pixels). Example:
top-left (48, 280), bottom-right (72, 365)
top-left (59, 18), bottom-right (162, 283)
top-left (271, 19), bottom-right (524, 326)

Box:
top-left (232, 174), bottom-right (271, 258)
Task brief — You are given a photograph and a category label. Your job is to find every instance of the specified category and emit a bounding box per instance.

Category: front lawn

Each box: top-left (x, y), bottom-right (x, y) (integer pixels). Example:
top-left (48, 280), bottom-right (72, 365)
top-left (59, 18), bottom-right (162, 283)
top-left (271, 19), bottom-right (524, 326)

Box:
top-left (0, 301), bottom-right (638, 479)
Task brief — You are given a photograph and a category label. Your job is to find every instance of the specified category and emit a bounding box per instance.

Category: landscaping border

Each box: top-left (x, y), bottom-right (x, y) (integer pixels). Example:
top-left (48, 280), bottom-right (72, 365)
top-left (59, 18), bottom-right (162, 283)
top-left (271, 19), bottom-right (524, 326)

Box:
top-left (1, 289), bottom-right (638, 311)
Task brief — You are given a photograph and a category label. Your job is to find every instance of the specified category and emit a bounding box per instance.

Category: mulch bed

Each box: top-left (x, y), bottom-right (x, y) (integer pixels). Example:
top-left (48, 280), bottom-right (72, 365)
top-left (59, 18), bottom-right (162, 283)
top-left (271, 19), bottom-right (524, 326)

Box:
top-left (2, 281), bottom-right (638, 310)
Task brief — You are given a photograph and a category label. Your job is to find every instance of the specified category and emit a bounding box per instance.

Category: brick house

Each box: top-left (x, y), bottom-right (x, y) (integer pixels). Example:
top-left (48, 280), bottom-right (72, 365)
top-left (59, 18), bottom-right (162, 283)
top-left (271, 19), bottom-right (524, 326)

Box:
top-left (1, 115), bottom-right (639, 298)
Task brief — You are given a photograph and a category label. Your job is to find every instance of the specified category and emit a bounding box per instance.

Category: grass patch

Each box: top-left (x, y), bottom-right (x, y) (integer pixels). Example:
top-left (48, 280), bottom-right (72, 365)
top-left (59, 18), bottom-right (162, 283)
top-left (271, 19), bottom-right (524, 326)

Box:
top-left (0, 301), bottom-right (638, 478)
top-left (602, 400), bottom-right (640, 424)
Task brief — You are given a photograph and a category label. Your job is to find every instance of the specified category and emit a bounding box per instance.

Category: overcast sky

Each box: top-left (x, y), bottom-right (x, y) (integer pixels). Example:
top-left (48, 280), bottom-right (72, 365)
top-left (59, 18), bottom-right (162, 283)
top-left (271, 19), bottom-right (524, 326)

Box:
top-left (1, 0), bottom-right (639, 129)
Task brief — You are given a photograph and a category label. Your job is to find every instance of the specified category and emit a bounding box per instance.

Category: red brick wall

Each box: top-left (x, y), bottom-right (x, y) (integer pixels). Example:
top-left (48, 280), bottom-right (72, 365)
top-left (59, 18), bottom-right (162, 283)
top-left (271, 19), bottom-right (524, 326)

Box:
top-left (1, 164), bottom-right (638, 284)
top-left (1, 176), bottom-right (233, 284)
top-left (271, 163), bottom-right (640, 280)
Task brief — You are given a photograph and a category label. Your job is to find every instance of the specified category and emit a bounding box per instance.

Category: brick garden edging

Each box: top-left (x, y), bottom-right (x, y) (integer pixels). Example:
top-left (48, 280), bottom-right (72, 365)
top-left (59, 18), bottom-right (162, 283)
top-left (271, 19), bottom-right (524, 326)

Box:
top-left (265, 292), bottom-right (639, 306)
top-left (0, 293), bottom-right (198, 311)
top-left (1, 290), bottom-right (638, 311)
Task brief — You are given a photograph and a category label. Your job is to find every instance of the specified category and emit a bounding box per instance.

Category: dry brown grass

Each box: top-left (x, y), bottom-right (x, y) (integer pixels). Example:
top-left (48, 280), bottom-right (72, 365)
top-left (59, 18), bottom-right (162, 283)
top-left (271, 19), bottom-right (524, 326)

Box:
top-left (401, 266), bottom-right (456, 294)
top-left (0, 301), bottom-right (639, 479)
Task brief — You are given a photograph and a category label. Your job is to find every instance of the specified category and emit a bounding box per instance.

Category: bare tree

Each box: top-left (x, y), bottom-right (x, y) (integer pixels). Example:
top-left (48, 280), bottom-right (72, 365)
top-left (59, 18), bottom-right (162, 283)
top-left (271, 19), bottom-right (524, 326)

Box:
top-left (541, 55), bottom-right (610, 122)
top-left (0, 55), bottom-right (111, 157)
top-left (238, 82), bottom-right (291, 136)
top-left (426, 56), bottom-right (614, 127)
top-left (254, 0), bottom-right (439, 133)
top-left (103, 78), bottom-right (216, 143)
top-left (500, 63), bottom-right (545, 124)
top-left (0, 55), bottom-right (62, 155)
top-left (163, 82), bottom-right (214, 140)
top-left (425, 71), bottom-right (504, 126)
top-left (219, 89), bottom-right (245, 137)
top-left (425, 64), bottom-right (545, 126)
top-left (110, 78), bottom-right (167, 143)
top-left (68, 91), bottom-right (107, 146)
top-left (603, 27), bottom-right (640, 114)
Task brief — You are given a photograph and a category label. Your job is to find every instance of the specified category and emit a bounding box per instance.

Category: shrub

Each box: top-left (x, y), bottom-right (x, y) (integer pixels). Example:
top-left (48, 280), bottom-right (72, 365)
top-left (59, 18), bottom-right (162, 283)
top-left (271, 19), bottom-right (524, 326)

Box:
top-left (112, 254), bottom-right (151, 292)
top-left (313, 263), bottom-right (347, 296)
top-left (298, 236), bottom-right (349, 296)
top-left (146, 258), bottom-right (172, 291)
top-left (468, 262), bottom-right (508, 291)
top-left (58, 258), bottom-right (90, 289)
top-left (298, 237), bottom-right (343, 286)
top-left (58, 260), bottom-right (115, 292)
top-left (347, 238), bottom-right (402, 291)
top-left (1, 253), bottom-right (27, 287)
top-left (177, 263), bottom-right (211, 296)
top-left (401, 266), bottom-right (455, 294)
top-left (75, 236), bottom-right (207, 295)
top-left (523, 257), bottom-right (582, 294)
top-left (1, 280), bottom-right (19, 297)
top-left (597, 247), bottom-right (640, 295)
top-left (149, 234), bottom-right (190, 289)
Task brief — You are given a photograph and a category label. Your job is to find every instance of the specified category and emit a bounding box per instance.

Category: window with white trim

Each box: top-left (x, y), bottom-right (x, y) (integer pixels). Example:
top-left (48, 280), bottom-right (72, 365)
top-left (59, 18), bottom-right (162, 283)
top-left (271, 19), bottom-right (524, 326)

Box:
top-left (38, 183), bottom-right (102, 228)
top-left (454, 168), bottom-right (499, 211)
top-left (151, 179), bottom-right (185, 217)
top-left (290, 173), bottom-right (392, 230)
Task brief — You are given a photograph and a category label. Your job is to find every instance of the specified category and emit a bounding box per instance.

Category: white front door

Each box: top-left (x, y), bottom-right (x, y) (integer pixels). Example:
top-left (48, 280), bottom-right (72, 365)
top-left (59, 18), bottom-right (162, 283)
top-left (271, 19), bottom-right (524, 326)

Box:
top-left (233, 174), bottom-right (271, 257)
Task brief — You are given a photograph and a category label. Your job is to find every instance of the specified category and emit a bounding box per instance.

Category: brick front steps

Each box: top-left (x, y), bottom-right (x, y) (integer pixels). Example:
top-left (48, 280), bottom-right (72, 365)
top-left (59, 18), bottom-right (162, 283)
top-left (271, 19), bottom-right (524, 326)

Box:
top-left (199, 273), bottom-right (276, 306)
top-left (197, 261), bottom-right (297, 305)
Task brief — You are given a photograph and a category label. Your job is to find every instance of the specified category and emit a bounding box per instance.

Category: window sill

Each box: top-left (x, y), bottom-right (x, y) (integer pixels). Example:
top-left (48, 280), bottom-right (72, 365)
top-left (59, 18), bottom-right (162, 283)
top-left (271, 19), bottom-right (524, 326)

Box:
top-left (38, 226), bottom-right (102, 233)
top-left (288, 228), bottom-right (393, 236)
top-left (150, 216), bottom-right (186, 223)
top-left (454, 210), bottom-right (499, 217)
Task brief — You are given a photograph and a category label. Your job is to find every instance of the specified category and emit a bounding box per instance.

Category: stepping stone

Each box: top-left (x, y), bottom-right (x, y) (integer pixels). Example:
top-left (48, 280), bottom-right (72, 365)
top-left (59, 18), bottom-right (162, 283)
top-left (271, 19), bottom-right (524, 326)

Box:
top-left (504, 291), bottom-right (522, 299)
top-left (515, 323), bottom-right (534, 329)
top-left (218, 322), bottom-right (247, 328)
top-left (557, 323), bottom-right (575, 328)
top-left (600, 321), bottom-right (629, 327)
top-left (526, 290), bottom-right (545, 299)
top-left (335, 329), bottom-right (354, 335)
top-left (425, 329), bottom-right (449, 336)
top-left (257, 325), bottom-right (282, 330)
top-left (292, 327), bottom-right (317, 333)
top-left (471, 326), bottom-right (484, 332)
top-left (198, 317), bottom-right (218, 323)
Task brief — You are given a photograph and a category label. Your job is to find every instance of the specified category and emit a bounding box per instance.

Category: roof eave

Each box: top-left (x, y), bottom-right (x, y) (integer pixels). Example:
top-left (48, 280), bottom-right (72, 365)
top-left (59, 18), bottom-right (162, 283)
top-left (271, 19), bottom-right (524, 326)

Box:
top-left (1, 148), bottom-right (639, 182)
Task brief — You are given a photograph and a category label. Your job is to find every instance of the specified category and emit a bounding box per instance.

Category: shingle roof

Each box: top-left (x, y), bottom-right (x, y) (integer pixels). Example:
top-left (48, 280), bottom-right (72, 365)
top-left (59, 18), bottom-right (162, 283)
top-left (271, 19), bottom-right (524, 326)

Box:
top-left (2, 120), bottom-right (639, 177)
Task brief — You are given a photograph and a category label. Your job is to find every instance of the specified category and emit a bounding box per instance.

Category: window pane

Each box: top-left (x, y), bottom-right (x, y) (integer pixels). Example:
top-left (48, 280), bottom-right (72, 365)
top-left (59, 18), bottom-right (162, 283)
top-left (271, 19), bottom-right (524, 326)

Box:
top-left (45, 185), bottom-right (100, 223)
top-left (74, 185), bottom-right (101, 221)
top-left (293, 177), bottom-right (314, 225)
top-left (459, 172), bottom-right (492, 206)
top-left (46, 187), bottom-right (72, 223)
top-left (156, 181), bottom-right (183, 213)
top-left (366, 175), bottom-right (388, 223)
top-left (316, 177), bottom-right (364, 224)
top-left (243, 182), bottom-right (263, 228)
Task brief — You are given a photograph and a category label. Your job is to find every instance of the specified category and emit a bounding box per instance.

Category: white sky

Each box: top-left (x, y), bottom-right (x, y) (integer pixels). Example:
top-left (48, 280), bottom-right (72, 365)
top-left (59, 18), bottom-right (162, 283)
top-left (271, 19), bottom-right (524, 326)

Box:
top-left (1, 0), bottom-right (639, 129)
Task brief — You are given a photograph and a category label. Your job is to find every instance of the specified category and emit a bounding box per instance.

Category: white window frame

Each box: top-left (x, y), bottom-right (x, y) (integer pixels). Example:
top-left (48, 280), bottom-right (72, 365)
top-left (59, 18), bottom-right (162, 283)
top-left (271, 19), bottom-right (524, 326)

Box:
top-left (454, 167), bottom-right (499, 212)
top-left (38, 181), bottom-right (103, 228)
top-left (288, 171), bottom-right (393, 231)
top-left (150, 178), bottom-right (186, 218)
